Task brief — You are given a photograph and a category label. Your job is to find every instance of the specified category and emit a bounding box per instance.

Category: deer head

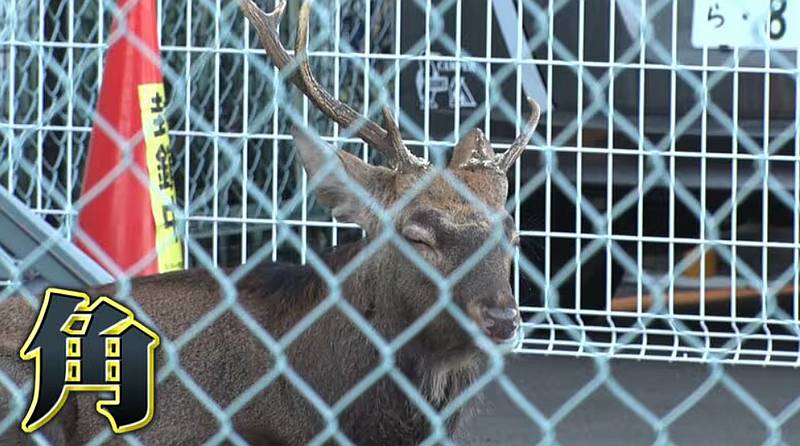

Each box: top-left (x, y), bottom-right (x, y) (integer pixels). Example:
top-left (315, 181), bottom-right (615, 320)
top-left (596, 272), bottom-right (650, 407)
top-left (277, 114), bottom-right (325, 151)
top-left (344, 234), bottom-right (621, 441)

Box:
top-left (242, 0), bottom-right (540, 352)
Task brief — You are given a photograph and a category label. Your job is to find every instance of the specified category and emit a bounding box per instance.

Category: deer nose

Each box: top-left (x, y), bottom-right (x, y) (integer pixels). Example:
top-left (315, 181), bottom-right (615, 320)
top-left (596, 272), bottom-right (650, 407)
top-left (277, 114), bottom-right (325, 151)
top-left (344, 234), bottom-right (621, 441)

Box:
top-left (482, 306), bottom-right (520, 343)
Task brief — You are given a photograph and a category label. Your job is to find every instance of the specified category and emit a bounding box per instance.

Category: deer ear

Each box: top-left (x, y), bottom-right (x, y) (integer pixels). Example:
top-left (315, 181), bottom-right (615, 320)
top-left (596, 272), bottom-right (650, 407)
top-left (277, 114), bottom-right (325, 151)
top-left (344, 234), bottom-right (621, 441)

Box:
top-left (292, 127), bottom-right (386, 226)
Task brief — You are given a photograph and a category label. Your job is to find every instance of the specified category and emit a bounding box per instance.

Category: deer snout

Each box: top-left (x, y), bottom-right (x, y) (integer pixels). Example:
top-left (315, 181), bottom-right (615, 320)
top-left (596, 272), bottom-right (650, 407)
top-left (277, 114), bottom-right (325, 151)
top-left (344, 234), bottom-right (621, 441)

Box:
top-left (466, 297), bottom-right (521, 346)
top-left (482, 306), bottom-right (521, 343)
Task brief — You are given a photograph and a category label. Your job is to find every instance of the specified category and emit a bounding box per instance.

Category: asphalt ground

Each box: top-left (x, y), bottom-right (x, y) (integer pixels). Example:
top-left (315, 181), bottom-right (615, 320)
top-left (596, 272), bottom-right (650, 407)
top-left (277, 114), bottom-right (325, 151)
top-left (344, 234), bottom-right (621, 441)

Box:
top-left (461, 354), bottom-right (800, 445)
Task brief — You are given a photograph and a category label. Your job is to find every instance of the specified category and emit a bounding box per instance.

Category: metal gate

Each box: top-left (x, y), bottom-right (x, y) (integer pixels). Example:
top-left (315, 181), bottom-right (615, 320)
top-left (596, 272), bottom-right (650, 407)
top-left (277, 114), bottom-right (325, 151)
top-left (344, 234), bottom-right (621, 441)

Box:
top-left (2, 0), bottom-right (800, 443)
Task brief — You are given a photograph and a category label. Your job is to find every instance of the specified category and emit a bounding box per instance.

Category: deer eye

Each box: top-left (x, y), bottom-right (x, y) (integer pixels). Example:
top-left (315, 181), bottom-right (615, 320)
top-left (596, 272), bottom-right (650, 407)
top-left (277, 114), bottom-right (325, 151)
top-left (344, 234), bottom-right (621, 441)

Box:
top-left (401, 225), bottom-right (436, 250)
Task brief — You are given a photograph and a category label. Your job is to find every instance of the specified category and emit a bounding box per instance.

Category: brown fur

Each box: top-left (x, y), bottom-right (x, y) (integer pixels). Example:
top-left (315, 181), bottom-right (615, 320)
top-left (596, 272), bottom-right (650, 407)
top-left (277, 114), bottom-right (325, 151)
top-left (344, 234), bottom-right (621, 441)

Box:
top-left (0, 159), bottom-right (523, 445)
top-left (0, 17), bottom-right (537, 440)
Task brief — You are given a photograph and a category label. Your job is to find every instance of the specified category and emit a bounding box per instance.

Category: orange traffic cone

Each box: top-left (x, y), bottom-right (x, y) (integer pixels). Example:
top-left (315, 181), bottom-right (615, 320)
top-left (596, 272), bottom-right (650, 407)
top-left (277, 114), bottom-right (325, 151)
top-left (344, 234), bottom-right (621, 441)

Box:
top-left (77, 0), bottom-right (182, 277)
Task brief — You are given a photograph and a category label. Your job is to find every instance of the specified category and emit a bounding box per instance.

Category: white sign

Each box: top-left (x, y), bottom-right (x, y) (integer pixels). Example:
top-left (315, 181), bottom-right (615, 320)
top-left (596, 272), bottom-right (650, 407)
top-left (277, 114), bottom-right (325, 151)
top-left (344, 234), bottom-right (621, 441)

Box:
top-left (413, 0), bottom-right (550, 113)
top-left (691, 0), bottom-right (800, 49)
top-left (414, 59), bottom-right (479, 110)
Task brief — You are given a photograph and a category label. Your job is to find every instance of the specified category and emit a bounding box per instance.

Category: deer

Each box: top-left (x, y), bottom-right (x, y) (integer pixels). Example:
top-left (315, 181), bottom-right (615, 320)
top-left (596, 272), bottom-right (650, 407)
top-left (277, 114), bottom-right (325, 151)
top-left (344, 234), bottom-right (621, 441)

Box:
top-left (0, 0), bottom-right (540, 444)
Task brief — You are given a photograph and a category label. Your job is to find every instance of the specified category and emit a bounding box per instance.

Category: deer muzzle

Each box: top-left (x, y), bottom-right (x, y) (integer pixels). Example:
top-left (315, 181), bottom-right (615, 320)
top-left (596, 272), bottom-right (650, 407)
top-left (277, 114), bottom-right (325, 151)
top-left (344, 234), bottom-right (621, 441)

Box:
top-left (482, 307), bottom-right (521, 343)
top-left (463, 300), bottom-right (521, 352)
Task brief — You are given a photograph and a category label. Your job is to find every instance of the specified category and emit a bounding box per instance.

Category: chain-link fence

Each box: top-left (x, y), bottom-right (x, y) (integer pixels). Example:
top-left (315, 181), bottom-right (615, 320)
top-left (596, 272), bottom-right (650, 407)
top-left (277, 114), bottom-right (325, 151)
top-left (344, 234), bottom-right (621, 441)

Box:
top-left (2, 0), bottom-right (800, 444)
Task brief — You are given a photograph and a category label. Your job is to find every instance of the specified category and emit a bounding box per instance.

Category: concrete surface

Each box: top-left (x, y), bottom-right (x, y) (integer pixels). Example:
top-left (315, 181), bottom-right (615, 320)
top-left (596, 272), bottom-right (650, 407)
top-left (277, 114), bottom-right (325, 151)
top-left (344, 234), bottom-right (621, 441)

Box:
top-left (461, 355), bottom-right (800, 445)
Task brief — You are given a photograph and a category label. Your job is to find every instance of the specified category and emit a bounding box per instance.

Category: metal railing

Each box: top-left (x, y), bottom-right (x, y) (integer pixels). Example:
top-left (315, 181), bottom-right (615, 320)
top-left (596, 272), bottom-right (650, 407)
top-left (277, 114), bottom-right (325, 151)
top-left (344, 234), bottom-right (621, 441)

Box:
top-left (2, 0), bottom-right (800, 444)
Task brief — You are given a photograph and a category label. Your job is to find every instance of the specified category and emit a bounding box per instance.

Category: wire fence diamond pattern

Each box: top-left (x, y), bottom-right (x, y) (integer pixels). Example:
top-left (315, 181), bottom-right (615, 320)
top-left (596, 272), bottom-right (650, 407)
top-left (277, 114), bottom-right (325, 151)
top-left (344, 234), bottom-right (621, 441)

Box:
top-left (2, 0), bottom-right (800, 444)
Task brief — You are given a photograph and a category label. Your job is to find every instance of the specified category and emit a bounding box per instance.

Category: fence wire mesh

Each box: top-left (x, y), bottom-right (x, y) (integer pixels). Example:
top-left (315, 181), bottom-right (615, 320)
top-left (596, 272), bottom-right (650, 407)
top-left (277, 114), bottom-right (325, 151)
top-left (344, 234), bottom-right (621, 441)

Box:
top-left (2, 0), bottom-right (800, 444)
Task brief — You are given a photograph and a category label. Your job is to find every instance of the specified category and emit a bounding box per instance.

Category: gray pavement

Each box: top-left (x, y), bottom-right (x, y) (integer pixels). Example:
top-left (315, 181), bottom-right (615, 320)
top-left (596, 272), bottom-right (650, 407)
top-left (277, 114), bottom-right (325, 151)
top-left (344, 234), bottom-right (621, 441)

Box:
top-left (461, 355), bottom-right (800, 445)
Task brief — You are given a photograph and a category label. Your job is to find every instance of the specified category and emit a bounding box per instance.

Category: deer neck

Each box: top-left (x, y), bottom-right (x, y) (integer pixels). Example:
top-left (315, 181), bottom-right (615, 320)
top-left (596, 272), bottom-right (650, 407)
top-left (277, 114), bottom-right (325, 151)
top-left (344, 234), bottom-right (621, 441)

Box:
top-left (337, 242), bottom-right (483, 376)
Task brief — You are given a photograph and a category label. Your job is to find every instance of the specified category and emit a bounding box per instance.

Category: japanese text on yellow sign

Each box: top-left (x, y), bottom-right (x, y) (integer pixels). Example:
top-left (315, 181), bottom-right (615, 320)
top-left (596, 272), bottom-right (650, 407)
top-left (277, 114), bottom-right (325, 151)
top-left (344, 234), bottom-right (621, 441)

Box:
top-left (138, 83), bottom-right (183, 273)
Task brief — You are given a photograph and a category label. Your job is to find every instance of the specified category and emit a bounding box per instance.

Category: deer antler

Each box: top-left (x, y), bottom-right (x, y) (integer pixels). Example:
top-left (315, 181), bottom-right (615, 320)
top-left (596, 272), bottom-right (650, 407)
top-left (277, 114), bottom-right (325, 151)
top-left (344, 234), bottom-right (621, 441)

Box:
top-left (454, 97), bottom-right (540, 173)
top-left (495, 97), bottom-right (541, 172)
top-left (241, 0), bottom-right (426, 172)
